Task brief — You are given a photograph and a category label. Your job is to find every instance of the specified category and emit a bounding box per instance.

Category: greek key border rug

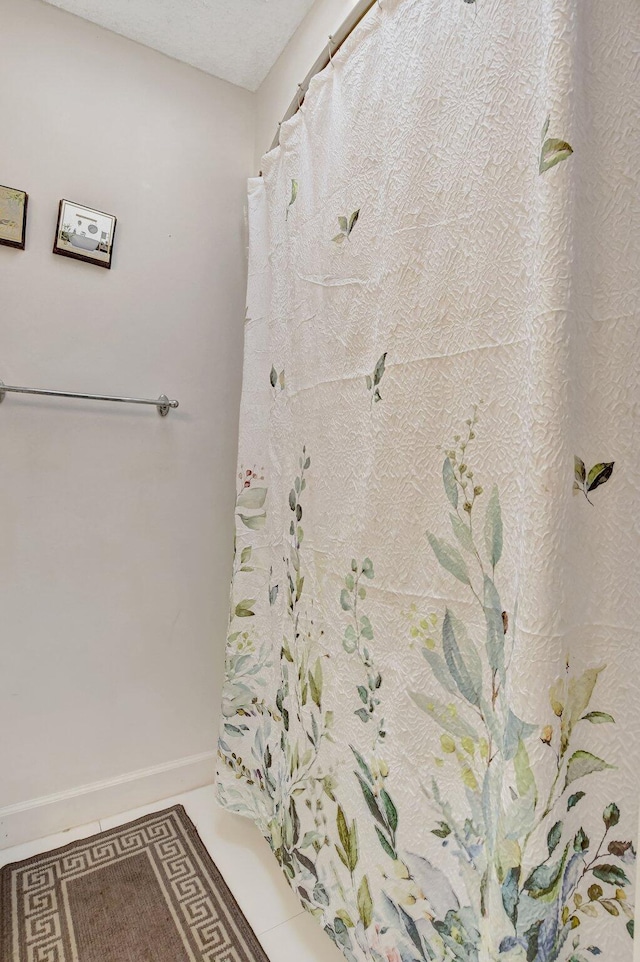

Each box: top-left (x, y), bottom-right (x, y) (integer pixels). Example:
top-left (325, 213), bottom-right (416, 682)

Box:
top-left (0, 804), bottom-right (270, 962)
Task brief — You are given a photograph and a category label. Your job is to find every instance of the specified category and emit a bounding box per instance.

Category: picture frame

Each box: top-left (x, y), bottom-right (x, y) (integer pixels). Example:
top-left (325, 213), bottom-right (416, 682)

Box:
top-left (0, 184), bottom-right (28, 250)
top-left (53, 199), bottom-right (117, 269)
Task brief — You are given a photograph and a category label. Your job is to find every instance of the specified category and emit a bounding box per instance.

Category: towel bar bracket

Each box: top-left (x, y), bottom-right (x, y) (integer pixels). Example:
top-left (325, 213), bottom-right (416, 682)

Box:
top-left (157, 395), bottom-right (171, 417)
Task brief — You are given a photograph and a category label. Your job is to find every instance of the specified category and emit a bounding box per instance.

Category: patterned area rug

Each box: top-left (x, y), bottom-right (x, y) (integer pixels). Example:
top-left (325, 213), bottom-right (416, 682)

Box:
top-left (1, 805), bottom-right (270, 962)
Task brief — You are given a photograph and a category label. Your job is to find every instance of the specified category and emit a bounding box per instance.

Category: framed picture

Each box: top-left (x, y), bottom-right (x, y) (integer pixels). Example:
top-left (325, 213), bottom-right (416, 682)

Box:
top-left (0, 184), bottom-right (28, 250)
top-left (53, 199), bottom-right (117, 269)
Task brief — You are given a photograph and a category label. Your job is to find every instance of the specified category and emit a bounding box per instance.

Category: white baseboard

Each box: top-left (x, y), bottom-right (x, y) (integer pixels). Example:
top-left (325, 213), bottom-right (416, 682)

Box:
top-left (0, 750), bottom-right (217, 850)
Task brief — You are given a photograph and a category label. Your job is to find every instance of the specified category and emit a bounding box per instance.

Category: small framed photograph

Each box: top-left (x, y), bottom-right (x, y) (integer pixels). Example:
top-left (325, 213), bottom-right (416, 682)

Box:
top-left (0, 184), bottom-right (28, 250)
top-left (53, 199), bottom-right (117, 269)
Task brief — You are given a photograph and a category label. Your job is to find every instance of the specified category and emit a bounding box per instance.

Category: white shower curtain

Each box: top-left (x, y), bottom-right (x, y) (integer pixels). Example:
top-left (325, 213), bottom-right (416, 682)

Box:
top-left (216, 1), bottom-right (640, 960)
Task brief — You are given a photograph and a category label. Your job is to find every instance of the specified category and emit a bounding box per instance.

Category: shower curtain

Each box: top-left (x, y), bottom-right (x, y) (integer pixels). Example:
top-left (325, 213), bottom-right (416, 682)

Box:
top-left (216, 1), bottom-right (640, 959)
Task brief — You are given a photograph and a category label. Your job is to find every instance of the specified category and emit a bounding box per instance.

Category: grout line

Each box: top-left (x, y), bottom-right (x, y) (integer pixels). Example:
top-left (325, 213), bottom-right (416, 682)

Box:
top-left (255, 909), bottom-right (306, 938)
top-left (86, 791), bottom-right (305, 942)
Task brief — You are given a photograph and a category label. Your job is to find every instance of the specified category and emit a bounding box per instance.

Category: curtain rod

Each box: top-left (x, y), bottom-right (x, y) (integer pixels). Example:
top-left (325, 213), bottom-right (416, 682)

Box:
top-left (269, 0), bottom-right (378, 152)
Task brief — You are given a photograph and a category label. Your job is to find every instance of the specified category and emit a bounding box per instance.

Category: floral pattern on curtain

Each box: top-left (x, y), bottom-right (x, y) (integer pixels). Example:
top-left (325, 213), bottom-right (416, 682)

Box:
top-left (216, 1), bottom-right (640, 960)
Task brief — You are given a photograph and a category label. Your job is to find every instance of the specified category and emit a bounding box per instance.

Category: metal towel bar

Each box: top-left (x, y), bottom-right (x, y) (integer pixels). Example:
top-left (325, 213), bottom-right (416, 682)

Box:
top-left (0, 379), bottom-right (179, 417)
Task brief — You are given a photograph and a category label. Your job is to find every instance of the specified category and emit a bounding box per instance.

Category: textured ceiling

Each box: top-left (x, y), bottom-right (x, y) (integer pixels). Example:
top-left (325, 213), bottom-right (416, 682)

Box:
top-left (41, 0), bottom-right (318, 91)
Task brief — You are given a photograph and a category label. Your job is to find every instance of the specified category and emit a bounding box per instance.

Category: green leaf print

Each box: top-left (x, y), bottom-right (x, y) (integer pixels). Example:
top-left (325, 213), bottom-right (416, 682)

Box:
top-left (335, 909), bottom-right (354, 929)
top-left (574, 458), bottom-right (614, 503)
top-left (373, 353), bottom-right (385, 385)
top-left (539, 117), bottom-right (573, 173)
top-left (574, 826), bottom-right (589, 852)
top-left (380, 789), bottom-right (398, 833)
top-left (603, 802), bottom-right (620, 829)
top-left (443, 458), bottom-right (459, 509)
top-left (235, 599), bottom-right (255, 618)
top-left (592, 864), bottom-right (630, 887)
top-left (351, 752), bottom-right (398, 861)
top-left (502, 867), bottom-right (520, 926)
top-left (541, 115), bottom-right (551, 142)
top-left (547, 820), bottom-right (563, 856)
top-left (357, 875), bottom-right (373, 929)
top-left (427, 532), bottom-right (471, 585)
top-left (336, 806), bottom-right (359, 874)
top-left (375, 827), bottom-right (396, 860)
top-left (560, 666), bottom-right (604, 754)
top-left (351, 747), bottom-right (374, 785)
top-left (442, 609), bottom-right (482, 706)
top-left (238, 512), bottom-right (266, 530)
top-left (339, 559), bottom-right (384, 727)
top-left (237, 486), bottom-right (267, 509)
top-left (587, 461), bottom-right (615, 491)
top-left (540, 137), bottom-right (574, 173)
top-left (355, 773), bottom-right (387, 828)
top-left (313, 882), bottom-right (330, 906)
top-left (286, 179), bottom-right (298, 219)
top-left (564, 750), bottom-right (615, 790)
top-left (514, 737), bottom-right (536, 798)
top-left (420, 646), bottom-right (460, 697)
top-left (523, 844), bottom-right (569, 898)
top-left (270, 365), bottom-right (285, 391)
top-left (308, 658), bottom-right (323, 708)
top-left (235, 471), bottom-right (268, 532)
top-left (484, 484), bottom-right (503, 568)
top-left (483, 575), bottom-right (506, 683)
top-left (408, 690), bottom-right (479, 739)
top-left (582, 711), bottom-right (615, 724)
top-left (450, 512), bottom-right (474, 553)
top-left (567, 791), bottom-right (586, 810)
top-left (332, 208), bottom-right (360, 243)
top-left (432, 820), bottom-right (452, 839)
top-left (366, 353), bottom-right (387, 404)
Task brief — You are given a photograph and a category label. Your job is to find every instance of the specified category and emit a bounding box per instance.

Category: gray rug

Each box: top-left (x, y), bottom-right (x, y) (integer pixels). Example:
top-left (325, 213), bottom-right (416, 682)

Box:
top-left (1, 804), bottom-right (270, 961)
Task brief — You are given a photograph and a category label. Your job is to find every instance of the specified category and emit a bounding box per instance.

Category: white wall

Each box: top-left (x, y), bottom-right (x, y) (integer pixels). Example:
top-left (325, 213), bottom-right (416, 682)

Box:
top-left (0, 0), bottom-right (254, 845)
top-left (254, 0), bottom-right (360, 169)
top-left (0, 0), bottom-right (359, 849)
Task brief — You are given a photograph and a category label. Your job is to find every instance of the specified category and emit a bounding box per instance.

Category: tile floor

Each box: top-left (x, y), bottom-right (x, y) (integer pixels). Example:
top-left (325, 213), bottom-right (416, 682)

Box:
top-left (4, 799), bottom-right (639, 962)
top-left (0, 784), bottom-right (343, 962)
